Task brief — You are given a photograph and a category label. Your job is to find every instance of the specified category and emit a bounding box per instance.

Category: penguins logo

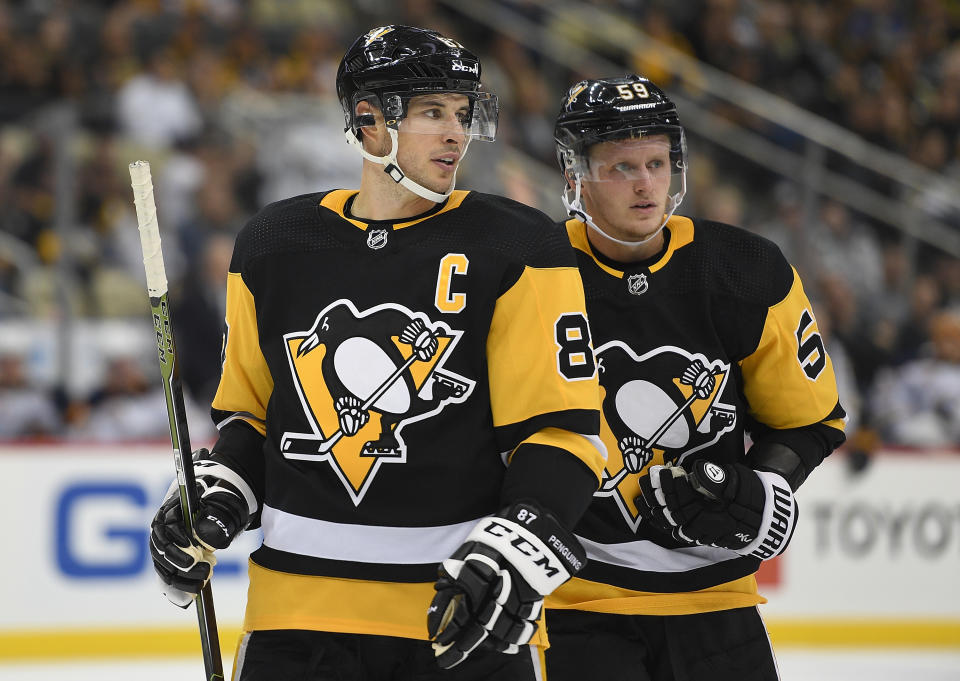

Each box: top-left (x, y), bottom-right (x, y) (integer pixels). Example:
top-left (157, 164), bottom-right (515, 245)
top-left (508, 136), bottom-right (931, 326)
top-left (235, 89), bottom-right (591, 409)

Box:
top-left (593, 341), bottom-right (737, 531)
top-left (280, 300), bottom-right (475, 505)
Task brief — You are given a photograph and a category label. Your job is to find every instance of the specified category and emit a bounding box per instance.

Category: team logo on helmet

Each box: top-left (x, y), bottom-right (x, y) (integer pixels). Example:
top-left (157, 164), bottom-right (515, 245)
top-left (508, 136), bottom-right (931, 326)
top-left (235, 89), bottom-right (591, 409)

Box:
top-left (280, 300), bottom-right (475, 505)
top-left (565, 82), bottom-right (588, 107)
top-left (593, 341), bottom-right (737, 531)
top-left (363, 26), bottom-right (395, 46)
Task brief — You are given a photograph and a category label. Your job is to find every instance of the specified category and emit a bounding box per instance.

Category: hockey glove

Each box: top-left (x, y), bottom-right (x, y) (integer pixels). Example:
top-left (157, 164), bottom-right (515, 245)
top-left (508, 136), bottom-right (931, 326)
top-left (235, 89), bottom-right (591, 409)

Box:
top-left (636, 460), bottom-right (797, 560)
top-left (427, 502), bottom-right (586, 669)
top-left (149, 449), bottom-right (258, 607)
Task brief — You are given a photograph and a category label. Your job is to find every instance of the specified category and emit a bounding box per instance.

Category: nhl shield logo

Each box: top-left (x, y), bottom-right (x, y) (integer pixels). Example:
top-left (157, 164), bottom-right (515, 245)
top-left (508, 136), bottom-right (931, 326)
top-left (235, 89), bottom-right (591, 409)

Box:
top-left (627, 273), bottom-right (648, 295)
top-left (366, 229), bottom-right (389, 250)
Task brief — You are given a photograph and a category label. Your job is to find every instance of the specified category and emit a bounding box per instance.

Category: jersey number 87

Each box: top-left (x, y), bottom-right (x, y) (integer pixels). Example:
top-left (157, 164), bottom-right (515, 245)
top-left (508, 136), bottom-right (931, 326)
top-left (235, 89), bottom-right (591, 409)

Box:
top-left (555, 313), bottom-right (596, 381)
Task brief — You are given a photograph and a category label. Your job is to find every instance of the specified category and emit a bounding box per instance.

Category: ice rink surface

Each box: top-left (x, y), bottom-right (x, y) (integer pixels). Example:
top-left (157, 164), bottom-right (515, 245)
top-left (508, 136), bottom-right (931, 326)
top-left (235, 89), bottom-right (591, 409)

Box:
top-left (2, 649), bottom-right (960, 681)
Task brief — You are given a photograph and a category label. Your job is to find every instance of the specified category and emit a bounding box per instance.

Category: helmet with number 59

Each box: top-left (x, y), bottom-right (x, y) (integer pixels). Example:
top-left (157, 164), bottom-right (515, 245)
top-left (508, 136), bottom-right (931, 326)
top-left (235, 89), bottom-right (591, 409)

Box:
top-left (554, 75), bottom-right (687, 246)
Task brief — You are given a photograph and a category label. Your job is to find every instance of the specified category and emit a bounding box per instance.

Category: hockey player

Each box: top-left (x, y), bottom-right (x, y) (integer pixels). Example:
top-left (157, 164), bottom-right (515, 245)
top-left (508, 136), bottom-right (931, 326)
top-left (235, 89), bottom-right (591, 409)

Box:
top-left (544, 75), bottom-right (846, 680)
top-left (149, 26), bottom-right (606, 681)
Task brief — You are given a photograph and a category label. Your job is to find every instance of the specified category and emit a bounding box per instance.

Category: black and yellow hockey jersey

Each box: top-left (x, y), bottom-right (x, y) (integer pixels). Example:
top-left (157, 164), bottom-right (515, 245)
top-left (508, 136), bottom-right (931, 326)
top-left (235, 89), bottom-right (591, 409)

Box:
top-left (546, 215), bottom-right (845, 616)
top-left (210, 189), bottom-right (605, 643)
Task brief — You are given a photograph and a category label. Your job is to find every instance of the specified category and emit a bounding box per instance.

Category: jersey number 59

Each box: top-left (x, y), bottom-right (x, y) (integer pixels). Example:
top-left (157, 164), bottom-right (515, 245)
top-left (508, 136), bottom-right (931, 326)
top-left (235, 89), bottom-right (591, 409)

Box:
top-left (796, 309), bottom-right (826, 380)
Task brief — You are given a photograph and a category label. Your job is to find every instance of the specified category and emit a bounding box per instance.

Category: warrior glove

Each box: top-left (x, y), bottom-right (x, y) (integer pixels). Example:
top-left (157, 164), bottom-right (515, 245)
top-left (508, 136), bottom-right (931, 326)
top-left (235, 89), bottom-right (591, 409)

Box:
top-left (427, 502), bottom-right (586, 669)
top-left (149, 449), bottom-right (258, 607)
top-left (636, 460), bottom-right (797, 561)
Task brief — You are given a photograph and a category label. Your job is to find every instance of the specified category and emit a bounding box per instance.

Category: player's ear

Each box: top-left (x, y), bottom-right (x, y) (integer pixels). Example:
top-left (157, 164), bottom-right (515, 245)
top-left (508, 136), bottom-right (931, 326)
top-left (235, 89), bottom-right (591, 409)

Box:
top-left (356, 100), bottom-right (384, 145)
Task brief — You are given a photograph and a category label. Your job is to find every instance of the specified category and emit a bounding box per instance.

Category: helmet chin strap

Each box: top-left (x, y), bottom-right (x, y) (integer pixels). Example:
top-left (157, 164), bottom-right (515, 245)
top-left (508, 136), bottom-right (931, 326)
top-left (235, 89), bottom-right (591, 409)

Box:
top-left (562, 170), bottom-right (687, 247)
top-left (345, 127), bottom-right (461, 203)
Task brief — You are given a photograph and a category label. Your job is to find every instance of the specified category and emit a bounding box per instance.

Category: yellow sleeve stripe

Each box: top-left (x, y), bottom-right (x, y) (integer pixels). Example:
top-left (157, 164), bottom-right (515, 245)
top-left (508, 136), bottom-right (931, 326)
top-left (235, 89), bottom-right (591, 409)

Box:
top-left (488, 265), bottom-right (600, 418)
top-left (212, 272), bottom-right (273, 423)
top-left (739, 268), bottom-right (841, 429)
top-left (512, 427), bottom-right (607, 482)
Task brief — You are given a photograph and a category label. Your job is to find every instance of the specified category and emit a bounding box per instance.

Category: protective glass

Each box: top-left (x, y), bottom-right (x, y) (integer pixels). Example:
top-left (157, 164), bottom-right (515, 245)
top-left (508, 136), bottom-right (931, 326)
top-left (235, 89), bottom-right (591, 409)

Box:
top-left (562, 127), bottom-right (685, 182)
top-left (382, 91), bottom-right (499, 141)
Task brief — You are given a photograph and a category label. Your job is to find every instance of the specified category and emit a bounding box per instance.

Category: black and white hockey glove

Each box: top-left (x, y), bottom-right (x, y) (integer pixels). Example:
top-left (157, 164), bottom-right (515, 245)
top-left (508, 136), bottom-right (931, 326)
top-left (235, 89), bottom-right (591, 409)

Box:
top-left (149, 449), bottom-right (258, 607)
top-left (636, 460), bottom-right (797, 561)
top-left (427, 502), bottom-right (586, 669)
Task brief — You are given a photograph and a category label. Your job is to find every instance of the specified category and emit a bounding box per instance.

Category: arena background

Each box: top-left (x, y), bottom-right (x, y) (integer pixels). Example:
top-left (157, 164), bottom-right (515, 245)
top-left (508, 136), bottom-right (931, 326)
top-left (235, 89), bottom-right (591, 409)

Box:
top-left (0, 1), bottom-right (958, 678)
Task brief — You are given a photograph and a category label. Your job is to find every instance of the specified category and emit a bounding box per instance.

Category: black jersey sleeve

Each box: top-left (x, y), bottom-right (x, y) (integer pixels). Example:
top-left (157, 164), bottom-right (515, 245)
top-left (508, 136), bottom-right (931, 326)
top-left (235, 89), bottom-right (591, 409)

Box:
top-left (208, 221), bottom-right (274, 513)
top-left (730, 237), bottom-right (846, 485)
top-left (480, 203), bottom-right (605, 524)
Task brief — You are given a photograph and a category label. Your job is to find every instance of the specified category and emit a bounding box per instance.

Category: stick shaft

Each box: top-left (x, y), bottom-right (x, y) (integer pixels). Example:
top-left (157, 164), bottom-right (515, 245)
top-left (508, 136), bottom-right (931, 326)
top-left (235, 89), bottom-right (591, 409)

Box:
top-left (130, 161), bottom-right (225, 681)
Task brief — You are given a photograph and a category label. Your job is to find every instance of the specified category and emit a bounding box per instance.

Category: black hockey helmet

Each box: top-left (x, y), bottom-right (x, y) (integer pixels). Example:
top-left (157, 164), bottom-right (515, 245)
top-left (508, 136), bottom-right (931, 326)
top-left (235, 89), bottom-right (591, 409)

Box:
top-left (554, 75), bottom-right (688, 243)
top-left (554, 75), bottom-right (685, 177)
top-left (336, 25), bottom-right (497, 141)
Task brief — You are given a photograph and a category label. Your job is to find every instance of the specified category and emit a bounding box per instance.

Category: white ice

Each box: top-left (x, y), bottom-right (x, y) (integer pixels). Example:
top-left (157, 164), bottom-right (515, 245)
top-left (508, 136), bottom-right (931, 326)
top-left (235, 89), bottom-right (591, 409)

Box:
top-left (1, 649), bottom-right (960, 680)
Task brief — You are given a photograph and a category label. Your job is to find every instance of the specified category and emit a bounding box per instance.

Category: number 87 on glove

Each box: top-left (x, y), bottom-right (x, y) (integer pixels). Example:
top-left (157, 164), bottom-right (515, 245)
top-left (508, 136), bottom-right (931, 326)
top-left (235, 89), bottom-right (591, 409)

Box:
top-left (426, 502), bottom-right (586, 669)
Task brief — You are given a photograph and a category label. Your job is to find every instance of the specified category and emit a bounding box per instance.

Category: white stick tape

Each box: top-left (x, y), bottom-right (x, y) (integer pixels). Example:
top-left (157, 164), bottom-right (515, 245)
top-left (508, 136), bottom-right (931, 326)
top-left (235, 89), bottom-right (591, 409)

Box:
top-left (128, 160), bottom-right (168, 297)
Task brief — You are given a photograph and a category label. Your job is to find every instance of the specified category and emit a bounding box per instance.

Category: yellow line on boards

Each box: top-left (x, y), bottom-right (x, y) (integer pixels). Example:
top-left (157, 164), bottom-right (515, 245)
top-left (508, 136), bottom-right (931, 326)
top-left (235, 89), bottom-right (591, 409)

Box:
top-left (0, 620), bottom-right (959, 660)
top-left (767, 620), bottom-right (960, 648)
top-left (0, 627), bottom-right (243, 660)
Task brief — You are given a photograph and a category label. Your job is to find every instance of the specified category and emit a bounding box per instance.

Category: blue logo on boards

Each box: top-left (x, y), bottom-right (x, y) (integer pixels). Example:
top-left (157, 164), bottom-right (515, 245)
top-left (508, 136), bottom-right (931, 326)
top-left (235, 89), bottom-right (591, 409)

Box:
top-left (54, 481), bottom-right (246, 578)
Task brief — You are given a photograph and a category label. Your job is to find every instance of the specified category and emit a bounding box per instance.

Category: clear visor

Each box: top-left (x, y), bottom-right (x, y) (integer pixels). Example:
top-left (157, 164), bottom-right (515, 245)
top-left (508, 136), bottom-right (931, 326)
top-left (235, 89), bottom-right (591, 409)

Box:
top-left (564, 129), bottom-right (685, 183)
top-left (381, 91), bottom-right (498, 141)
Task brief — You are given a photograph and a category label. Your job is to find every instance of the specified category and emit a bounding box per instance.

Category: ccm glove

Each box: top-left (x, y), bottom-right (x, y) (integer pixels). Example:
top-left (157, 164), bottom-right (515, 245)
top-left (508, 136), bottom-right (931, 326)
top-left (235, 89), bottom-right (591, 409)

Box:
top-left (149, 449), bottom-right (258, 607)
top-left (427, 502), bottom-right (586, 669)
top-left (636, 460), bottom-right (798, 560)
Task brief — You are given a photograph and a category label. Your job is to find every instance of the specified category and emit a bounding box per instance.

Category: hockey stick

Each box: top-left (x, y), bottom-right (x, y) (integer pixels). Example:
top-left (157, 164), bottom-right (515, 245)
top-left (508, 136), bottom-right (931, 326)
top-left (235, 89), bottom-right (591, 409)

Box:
top-left (129, 161), bottom-right (224, 681)
top-left (281, 330), bottom-right (440, 458)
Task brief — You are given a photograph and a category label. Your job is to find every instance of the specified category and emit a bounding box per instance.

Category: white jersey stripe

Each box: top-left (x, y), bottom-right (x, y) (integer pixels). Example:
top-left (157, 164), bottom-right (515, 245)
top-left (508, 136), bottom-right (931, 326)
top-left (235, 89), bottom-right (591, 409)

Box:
top-left (578, 534), bottom-right (739, 573)
top-left (261, 504), bottom-right (481, 564)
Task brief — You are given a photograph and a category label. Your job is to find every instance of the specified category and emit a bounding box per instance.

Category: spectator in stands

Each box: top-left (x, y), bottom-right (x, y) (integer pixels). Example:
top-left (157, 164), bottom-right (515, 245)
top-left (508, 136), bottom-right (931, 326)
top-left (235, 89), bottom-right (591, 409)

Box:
top-left (115, 47), bottom-right (202, 148)
top-left (0, 351), bottom-right (60, 438)
top-left (808, 200), bottom-right (884, 305)
top-left (891, 274), bottom-right (943, 365)
top-left (870, 309), bottom-right (960, 447)
top-left (172, 232), bottom-right (233, 407)
top-left (67, 355), bottom-right (170, 442)
top-left (1, 0), bottom-right (959, 453)
top-left (66, 353), bottom-right (215, 443)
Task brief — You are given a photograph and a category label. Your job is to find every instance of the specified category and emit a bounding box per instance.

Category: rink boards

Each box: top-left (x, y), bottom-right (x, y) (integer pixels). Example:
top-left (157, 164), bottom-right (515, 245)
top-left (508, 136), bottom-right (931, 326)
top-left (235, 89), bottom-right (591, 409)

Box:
top-left (0, 443), bottom-right (958, 659)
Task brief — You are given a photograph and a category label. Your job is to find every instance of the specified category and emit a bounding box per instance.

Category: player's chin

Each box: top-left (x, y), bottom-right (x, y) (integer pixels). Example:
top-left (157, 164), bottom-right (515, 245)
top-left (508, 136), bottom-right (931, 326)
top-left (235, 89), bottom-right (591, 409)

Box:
top-left (421, 173), bottom-right (456, 195)
top-left (627, 214), bottom-right (662, 237)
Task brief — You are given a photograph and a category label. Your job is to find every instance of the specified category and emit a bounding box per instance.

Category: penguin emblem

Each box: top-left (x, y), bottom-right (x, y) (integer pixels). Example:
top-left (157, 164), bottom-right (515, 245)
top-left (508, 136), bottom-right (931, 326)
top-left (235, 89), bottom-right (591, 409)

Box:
top-left (593, 341), bottom-right (736, 531)
top-left (280, 299), bottom-right (475, 505)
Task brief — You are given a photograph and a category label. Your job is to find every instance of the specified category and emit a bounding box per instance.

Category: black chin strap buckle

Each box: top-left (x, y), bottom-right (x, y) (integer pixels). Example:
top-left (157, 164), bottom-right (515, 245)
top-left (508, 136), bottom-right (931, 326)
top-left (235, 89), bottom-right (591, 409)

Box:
top-left (384, 163), bottom-right (405, 183)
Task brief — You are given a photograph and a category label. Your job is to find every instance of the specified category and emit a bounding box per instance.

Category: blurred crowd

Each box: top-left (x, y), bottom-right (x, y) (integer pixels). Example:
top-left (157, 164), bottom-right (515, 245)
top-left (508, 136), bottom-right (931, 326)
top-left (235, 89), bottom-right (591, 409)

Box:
top-left (1, 0), bottom-right (959, 456)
